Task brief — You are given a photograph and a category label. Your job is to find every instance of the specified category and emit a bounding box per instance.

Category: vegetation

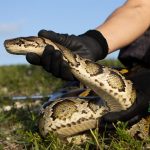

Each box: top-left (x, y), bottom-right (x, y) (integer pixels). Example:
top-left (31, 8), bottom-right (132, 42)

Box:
top-left (0, 64), bottom-right (63, 97)
top-left (0, 60), bottom-right (149, 150)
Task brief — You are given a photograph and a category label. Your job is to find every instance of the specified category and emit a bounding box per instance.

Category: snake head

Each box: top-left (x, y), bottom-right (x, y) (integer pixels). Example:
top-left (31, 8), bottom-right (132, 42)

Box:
top-left (4, 36), bottom-right (46, 55)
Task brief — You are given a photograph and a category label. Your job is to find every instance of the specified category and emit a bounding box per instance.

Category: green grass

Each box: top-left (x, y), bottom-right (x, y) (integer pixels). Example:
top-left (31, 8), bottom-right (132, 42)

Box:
top-left (0, 107), bottom-right (147, 150)
top-left (0, 64), bottom-right (63, 97)
top-left (99, 59), bottom-right (124, 68)
top-left (0, 60), bottom-right (149, 150)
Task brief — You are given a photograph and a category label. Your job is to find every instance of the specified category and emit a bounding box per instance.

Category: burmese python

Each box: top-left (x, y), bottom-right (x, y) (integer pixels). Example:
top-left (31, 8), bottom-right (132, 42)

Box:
top-left (4, 36), bottom-right (136, 138)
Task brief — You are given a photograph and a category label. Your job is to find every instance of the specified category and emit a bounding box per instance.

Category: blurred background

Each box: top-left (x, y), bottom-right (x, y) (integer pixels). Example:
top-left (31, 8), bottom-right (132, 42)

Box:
top-left (0, 0), bottom-right (126, 65)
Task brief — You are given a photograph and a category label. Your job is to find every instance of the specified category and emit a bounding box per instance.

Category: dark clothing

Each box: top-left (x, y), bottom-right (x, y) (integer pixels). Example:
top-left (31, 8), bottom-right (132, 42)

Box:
top-left (118, 28), bottom-right (150, 117)
top-left (118, 27), bottom-right (150, 96)
top-left (119, 28), bottom-right (150, 68)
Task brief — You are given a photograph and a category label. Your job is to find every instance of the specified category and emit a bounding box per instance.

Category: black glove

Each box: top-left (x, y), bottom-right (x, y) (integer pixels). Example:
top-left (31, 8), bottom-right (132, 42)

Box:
top-left (99, 66), bottom-right (150, 129)
top-left (26, 30), bottom-right (108, 80)
top-left (99, 114), bottom-right (144, 130)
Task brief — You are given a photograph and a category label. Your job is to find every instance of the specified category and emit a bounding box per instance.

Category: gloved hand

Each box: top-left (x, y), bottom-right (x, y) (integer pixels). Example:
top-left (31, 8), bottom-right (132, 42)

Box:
top-left (99, 66), bottom-right (150, 129)
top-left (26, 30), bottom-right (108, 80)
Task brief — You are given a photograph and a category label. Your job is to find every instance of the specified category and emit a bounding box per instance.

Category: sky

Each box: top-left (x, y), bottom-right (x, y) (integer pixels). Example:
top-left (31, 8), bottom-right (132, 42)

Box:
top-left (0, 0), bottom-right (126, 65)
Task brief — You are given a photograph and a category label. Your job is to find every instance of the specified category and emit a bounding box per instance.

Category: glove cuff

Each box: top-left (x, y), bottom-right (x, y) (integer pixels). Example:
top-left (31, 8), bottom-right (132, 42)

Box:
top-left (83, 30), bottom-right (109, 59)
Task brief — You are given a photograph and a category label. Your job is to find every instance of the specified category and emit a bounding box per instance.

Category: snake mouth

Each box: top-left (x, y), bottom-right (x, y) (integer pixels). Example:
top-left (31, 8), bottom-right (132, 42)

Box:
top-left (3, 38), bottom-right (27, 55)
top-left (4, 40), bottom-right (13, 53)
top-left (4, 39), bottom-right (15, 51)
top-left (4, 40), bottom-right (9, 49)
top-left (3, 40), bottom-right (22, 55)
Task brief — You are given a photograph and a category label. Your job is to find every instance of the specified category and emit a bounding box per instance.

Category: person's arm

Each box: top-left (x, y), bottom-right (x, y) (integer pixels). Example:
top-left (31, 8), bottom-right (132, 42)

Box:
top-left (26, 0), bottom-right (150, 81)
top-left (97, 0), bottom-right (150, 53)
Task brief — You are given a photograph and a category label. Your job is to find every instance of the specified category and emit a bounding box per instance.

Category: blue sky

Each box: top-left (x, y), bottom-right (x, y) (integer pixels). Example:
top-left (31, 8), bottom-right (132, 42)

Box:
top-left (0, 0), bottom-right (126, 65)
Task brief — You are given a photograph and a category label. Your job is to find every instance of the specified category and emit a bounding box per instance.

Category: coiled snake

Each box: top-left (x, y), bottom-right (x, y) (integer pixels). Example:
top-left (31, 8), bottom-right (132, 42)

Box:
top-left (4, 36), bottom-right (136, 139)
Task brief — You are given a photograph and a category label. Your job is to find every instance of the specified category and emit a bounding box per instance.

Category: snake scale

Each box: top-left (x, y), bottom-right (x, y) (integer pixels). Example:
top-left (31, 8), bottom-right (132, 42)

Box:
top-left (4, 36), bottom-right (136, 139)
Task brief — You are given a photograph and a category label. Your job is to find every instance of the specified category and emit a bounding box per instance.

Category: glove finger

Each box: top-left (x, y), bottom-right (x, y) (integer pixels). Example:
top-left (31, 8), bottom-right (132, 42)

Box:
top-left (60, 61), bottom-right (75, 81)
top-left (38, 30), bottom-right (68, 45)
top-left (102, 99), bottom-right (140, 122)
top-left (102, 105), bottom-right (142, 123)
top-left (41, 45), bottom-right (54, 72)
top-left (127, 115), bottom-right (142, 126)
top-left (26, 52), bottom-right (41, 65)
top-left (102, 111), bottom-right (132, 123)
top-left (102, 89), bottom-right (149, 123)
top-left (50, 50), bottom-right (62, 78)
top-left (99, 115), bottom-right (142, 131)
top-left (99, 118), bottom-right (115, 130)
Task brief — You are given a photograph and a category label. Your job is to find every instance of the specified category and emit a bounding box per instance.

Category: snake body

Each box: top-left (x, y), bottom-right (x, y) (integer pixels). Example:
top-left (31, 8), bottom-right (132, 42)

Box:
top-left (39, 97), bottom-right (108, 137)
top-left (4, 36), bottom-right (136, 138)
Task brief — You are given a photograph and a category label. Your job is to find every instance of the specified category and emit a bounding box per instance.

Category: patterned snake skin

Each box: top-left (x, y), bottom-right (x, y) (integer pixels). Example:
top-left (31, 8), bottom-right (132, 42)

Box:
top-left (4, 36), bottom-right (136, 138)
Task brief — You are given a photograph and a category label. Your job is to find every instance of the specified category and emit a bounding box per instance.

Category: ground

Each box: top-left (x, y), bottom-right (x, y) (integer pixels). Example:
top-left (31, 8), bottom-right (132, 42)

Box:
top-left (0, 61), bottom-right (150, 150)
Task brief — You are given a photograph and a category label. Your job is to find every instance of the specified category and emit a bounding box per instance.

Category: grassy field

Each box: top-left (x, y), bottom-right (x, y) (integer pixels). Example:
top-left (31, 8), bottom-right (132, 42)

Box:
top-left (0, 60), bottom-right (149, 150)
